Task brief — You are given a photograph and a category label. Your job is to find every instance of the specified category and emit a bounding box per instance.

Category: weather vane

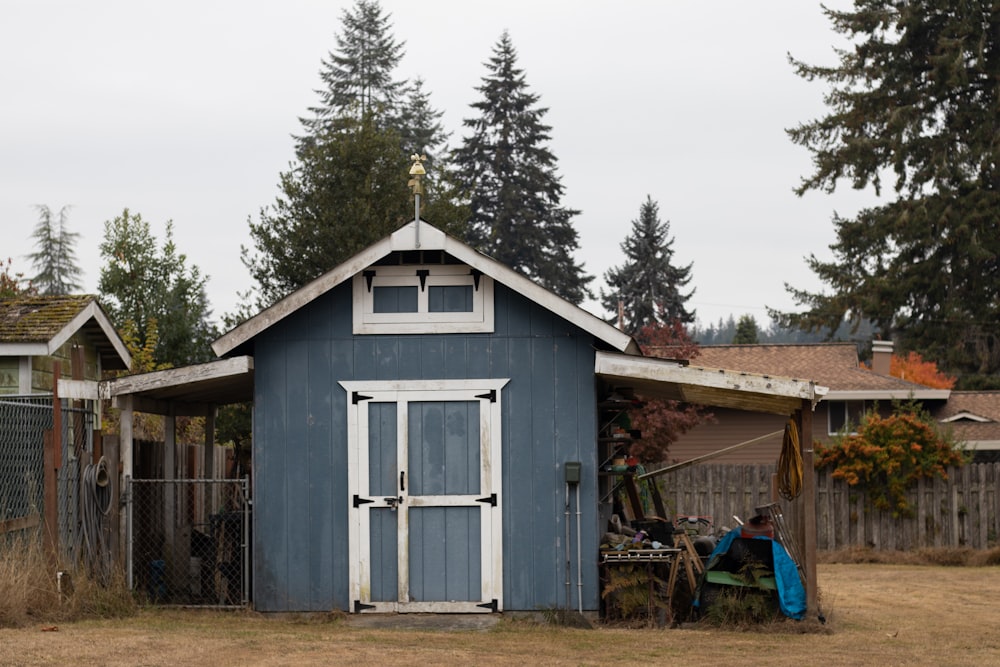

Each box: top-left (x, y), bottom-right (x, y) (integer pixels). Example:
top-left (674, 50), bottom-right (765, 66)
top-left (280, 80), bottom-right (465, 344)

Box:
top-left (408, 154), bottom-right (426, 246)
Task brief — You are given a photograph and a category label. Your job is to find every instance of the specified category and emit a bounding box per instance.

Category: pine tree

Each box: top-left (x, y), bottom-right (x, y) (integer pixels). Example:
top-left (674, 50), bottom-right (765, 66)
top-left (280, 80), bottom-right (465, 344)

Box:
top-left (28, 205), bottom-right (82, 295)
top-left (774, 2), bottom-right (1000, 387)
top-left (244, 0), bottom-right (459, 308)
top-left (733, 314), bottom-right (760, 344)
top-left (452, 31), bottom-right (592, 305)
top-left (244, 116), bottom-right (413, 305)
top-left (302, 0), bottom-right (406, 133)
top-left (600, 196), bottom-right (694, 333)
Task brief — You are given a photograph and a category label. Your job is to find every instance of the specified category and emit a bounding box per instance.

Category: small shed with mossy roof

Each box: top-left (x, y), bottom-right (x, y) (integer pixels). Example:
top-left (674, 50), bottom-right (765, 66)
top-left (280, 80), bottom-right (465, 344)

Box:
top-left (0, 294), bottom-right (131, 395)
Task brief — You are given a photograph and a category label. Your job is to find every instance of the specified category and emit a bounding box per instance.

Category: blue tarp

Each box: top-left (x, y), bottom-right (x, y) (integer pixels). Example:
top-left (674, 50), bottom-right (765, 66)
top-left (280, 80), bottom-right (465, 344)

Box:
top-left (695, 530), bottom-right (807, 620)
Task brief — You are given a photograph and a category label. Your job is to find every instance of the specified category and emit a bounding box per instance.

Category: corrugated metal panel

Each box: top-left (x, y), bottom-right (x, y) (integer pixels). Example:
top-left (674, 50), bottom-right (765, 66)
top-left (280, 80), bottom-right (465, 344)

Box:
top-left (252, 282), bottom-right (599, 612)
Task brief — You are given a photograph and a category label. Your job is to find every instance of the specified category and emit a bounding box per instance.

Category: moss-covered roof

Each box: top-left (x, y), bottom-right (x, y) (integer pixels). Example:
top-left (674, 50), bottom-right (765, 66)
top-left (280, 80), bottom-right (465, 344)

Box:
top-left (0, 294), bottom-right (131, 370)
top-left (0, 294), bottom-right (97, 343)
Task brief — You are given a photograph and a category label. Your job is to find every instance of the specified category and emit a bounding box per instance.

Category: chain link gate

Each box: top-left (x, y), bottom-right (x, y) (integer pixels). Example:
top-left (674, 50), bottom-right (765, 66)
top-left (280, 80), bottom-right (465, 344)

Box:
top-left (127, 477), bottom-right (250, 607)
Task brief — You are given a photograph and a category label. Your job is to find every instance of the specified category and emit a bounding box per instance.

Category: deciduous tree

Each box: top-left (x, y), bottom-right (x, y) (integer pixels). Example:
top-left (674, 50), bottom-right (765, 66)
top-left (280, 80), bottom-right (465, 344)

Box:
top-left (98, 209), bottom-right (216, 367)
top-left (628, 318), bottom-right (711, 464)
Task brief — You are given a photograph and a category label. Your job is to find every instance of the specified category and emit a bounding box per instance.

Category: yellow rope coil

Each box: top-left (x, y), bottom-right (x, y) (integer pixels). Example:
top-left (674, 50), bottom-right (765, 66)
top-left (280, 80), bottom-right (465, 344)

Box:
top-left (777, 419), bottom-right (803, 500)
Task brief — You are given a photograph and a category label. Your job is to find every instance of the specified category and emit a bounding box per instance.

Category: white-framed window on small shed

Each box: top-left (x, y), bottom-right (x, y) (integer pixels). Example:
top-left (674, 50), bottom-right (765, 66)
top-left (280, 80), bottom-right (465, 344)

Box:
top-left (827, 400), bottom-right (866, 435)
top-left (353, 265), bottom-right (494, 334)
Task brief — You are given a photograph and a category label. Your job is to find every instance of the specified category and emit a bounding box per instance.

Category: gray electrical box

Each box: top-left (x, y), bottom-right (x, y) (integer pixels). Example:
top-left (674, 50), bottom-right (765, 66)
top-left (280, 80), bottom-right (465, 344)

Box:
top-left (564, 461), bottom-right (582, 484)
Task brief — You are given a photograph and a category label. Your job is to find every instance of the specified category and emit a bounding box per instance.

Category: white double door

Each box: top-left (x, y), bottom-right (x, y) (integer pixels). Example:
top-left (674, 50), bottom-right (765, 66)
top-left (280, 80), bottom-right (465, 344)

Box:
top-left (342, 380), bottom-right (506, 613)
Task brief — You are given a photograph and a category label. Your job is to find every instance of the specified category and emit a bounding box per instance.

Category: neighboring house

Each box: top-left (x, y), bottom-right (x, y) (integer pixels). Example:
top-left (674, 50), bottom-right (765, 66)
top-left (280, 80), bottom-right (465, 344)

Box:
top-left (0, 294), bottom-right (131, 394)
top-left (933, 391), bottom-right (1000, 462)
top-left (143, 218), bottom-right (819, 615)
top-left (663, 341), bottom-right (951, 465)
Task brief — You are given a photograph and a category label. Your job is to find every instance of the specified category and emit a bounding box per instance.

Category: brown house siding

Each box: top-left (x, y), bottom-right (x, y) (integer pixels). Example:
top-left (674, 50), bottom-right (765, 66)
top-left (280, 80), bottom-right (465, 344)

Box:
top-left (667, 404), bottom-right (834, 466)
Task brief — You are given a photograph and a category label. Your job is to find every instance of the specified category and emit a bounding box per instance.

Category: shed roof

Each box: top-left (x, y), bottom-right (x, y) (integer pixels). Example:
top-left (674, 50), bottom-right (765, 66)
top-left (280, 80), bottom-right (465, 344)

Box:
top-left (0, 294), bottom-right (130, 370)
top-left (594, 351), bottom-right (824, 415)
top-left (213, 220), bottom-right (638, 358)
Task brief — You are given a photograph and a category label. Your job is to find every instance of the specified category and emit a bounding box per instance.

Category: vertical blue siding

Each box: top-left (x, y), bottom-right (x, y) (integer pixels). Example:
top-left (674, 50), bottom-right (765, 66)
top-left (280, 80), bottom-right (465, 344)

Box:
top-left (253, 280), bottom-right (599, 612)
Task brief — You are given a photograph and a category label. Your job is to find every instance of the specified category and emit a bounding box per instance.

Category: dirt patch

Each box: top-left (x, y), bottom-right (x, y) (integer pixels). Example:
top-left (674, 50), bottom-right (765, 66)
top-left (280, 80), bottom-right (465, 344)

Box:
top-left (1, 564), bottom-right (999, 666)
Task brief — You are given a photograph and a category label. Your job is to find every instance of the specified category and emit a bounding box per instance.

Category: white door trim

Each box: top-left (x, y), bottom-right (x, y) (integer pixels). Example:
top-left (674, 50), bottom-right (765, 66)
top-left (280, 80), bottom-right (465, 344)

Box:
top-left (341, 378), bottom-right (508, 613)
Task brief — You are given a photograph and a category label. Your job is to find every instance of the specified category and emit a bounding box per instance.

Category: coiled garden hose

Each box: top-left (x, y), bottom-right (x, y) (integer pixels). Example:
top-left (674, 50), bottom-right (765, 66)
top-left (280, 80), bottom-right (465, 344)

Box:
top-left (777, 420), bottom-right (803, 500)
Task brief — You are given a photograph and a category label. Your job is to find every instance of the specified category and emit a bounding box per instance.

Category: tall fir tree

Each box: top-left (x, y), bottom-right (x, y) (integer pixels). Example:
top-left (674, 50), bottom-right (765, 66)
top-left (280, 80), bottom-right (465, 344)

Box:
top-left (733, 314), bottom-right (760, 344)
top-left (244, 0), bottom-right (460, 309)
top-left (244, 116), bottom-right (414, 305)
top-left (452, 31), bottom-right (592, 305)
top-left (601, 196), bottom-right (694, 333)
top-left (28, 205), bottom-right (82, 295)
top-left (302, 0), bottom-right (406, 133)
top-left (774, 1), bottom-right (1000, 387)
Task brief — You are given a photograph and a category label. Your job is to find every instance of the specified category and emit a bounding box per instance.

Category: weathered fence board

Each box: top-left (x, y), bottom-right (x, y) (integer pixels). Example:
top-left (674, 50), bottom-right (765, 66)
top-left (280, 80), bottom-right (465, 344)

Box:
top-left (654, 462), bottom-right (1000, 550)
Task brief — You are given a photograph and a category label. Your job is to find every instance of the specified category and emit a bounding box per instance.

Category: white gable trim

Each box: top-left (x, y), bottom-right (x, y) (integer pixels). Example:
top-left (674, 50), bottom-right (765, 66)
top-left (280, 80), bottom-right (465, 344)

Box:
top-left (213, 220), bottom-right (637, 357)
top-left (941, 411), bottom-right (992, 423)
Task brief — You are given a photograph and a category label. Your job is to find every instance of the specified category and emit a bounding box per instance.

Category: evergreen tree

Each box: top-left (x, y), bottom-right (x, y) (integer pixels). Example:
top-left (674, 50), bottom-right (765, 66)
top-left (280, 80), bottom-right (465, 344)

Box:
top-left (99, 209), bottom-right (216, 367)
top-left (453, 31), bottom-right (592, 305)
top-left (28, 205), bottom-right (82, 295)
top-left (244, 116), bottom-right (413, 305)
top-left (245, 0), bottom-right (460, 308)
top-left (600, 196), bottom-right (694, 333)
top-left (302, 0), bottom-right (406, 133)
top-left (733, 314), bottom-right (760, 344)
top-left (774, 1), bottom-right (1000, 387)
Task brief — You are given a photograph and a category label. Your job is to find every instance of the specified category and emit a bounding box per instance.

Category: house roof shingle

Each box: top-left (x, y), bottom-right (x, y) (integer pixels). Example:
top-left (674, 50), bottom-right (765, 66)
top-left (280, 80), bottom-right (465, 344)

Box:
top-left (651, 343), bottom-right (949, 399)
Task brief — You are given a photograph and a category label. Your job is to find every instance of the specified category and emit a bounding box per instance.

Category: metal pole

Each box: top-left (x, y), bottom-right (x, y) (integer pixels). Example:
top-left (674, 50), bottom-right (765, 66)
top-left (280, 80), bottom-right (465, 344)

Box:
top-left (575, 483), bottom-right (583, 614)
top-left (125, 475), bottom-right (133, 591)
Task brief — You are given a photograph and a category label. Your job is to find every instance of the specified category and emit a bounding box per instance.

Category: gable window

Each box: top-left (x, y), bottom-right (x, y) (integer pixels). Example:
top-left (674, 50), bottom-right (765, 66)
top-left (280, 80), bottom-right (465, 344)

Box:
top-left (353, 265), bottom-right (494, 334)
top-left (827, 400), bottom-right (866, 435)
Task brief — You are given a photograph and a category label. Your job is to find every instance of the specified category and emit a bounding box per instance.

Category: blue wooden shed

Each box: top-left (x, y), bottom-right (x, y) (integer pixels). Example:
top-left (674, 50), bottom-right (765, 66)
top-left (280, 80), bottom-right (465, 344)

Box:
top-left (211, 218), bottom-right (821, 615)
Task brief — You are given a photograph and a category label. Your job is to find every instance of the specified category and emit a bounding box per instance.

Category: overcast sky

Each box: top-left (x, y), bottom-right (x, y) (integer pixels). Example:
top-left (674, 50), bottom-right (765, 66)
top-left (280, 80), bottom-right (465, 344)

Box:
top-left (1, 0), bottom-right (878, 331)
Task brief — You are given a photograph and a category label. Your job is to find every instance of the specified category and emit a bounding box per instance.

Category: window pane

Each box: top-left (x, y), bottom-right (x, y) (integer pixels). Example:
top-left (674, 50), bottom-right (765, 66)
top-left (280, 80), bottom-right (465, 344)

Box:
top-left (828, 402), bottom-right (847, 434)
top-left (373, 286), bottom-right (418, 313)
top-left (428, 285), bottom-right (473, 312)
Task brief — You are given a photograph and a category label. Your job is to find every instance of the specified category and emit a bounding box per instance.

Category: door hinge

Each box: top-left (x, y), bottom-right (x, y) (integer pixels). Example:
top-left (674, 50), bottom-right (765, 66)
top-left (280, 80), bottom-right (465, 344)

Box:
top-left (353, 392), bottom-right (373, 404)
top-left (475, 389), bottom-right (496, 402)
top-left (476, 493), bottom-right (497, 506)
top-left (477, 599), bottom-right (498, 612)
top-left (353, 495), bottom-right (374, 508)
top-left (354, 600), bottom-right (375, 613)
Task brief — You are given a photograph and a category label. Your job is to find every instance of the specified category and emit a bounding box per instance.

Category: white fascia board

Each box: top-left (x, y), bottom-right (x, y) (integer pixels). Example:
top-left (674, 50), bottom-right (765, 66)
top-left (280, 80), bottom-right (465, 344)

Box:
top-left (441, 236), bottom-right (638, 355)
top-left (212, 240), bottom-right (392, 357)
top-left (595, 351), bottom-right (822, 402)
top-left (966, 440), bottom-right (1000, 450)
top-left (822, 389), bottom-right (951, 401)
top-left (940, 411), bottom-right (991, 423)
top-left (58, 378), bottom-right (100, 400)
top-left (49, 301), bottom-right (132, 369)
top-left (213, 219), bottom-right (639, 357)
top-left (104, 355), bottom-right (254, 398)
top-left (0, 343), bottom-right (49, 356)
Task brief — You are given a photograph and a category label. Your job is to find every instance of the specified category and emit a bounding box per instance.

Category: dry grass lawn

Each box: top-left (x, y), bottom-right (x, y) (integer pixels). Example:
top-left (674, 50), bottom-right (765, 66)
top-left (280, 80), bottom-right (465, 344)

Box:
top-left (1, 563), bottom-right (998, 666)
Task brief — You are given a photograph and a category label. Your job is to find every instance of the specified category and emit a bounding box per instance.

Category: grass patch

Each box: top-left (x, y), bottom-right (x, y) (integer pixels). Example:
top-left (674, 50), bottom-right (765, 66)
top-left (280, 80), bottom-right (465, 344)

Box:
top-left (819, 545), bottom-right (1000, 566)
top-left (0, 528), bottom-right (136, 628)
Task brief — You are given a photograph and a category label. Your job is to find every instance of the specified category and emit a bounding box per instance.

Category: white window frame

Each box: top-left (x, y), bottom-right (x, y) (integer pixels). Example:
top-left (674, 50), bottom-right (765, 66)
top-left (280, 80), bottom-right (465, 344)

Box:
top-left (352, 265), bottom-right (494, 334)
top-left (827, 400), bottom-right (866, 435)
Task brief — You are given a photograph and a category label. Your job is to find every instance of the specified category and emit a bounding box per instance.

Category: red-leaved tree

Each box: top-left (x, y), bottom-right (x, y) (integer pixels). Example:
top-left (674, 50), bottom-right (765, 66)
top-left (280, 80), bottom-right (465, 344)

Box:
top-left (628, 320), bottom-right (712, 464)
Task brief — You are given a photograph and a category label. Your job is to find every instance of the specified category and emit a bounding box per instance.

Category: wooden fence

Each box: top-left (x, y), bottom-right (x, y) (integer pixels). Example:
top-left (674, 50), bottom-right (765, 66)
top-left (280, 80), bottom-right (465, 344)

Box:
top-left (654, 462), bottom-right (1000, 551)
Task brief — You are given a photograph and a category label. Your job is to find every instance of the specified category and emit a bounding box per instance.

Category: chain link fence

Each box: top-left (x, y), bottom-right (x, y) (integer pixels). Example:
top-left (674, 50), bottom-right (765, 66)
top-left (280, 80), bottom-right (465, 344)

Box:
top-left (0, 396), bottom-right (106, 567)
top-left (128, 478), bottom-right (250, 607)
top-left (0, 396), bottom-right (50, 538)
